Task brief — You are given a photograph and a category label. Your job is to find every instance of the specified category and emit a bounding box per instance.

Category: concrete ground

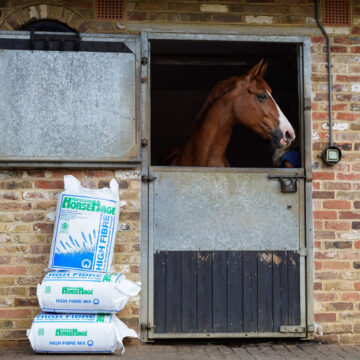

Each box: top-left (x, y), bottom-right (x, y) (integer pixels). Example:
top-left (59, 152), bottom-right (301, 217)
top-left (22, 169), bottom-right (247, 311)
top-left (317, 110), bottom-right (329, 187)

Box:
top-left (2, 340), bottom-right (360, 359)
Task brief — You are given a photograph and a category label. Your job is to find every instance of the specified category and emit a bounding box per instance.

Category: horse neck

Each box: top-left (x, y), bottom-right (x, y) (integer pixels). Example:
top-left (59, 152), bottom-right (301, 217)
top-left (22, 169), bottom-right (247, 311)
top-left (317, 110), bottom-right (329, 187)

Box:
top-left (188, 100), bottom-right (235, 166)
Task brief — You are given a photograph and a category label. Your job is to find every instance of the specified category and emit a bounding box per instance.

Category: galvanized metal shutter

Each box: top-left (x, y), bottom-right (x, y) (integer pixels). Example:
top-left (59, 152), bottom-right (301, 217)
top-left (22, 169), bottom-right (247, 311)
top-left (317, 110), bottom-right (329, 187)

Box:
top-left (0, 32), bottom-right (139, 163)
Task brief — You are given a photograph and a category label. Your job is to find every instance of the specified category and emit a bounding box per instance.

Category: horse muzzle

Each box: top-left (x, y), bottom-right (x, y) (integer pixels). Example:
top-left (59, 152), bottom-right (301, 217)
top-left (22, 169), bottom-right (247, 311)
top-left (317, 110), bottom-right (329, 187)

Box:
top-left (281, 129), bottom-right (296, 146)
top-left (271, 128), bottom-right (295, 148)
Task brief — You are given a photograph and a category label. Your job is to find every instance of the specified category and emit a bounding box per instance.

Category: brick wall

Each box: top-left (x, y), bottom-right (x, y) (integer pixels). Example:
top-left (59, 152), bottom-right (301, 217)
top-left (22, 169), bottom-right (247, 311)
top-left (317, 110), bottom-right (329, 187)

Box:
top-left (0, 0), bottom-right (316, 32)
top-left (0, 169), bottom-right (141, 345)
top-left (126, 0), bottom-right (315, 26)
top-left (311, 4), bottom-right (360, 343)
top-left (1, 0), bottom-right (360, 345)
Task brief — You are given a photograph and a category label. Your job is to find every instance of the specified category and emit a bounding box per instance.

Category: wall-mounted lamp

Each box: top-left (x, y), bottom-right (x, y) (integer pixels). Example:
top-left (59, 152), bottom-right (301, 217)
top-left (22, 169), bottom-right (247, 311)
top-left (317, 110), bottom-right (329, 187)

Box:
top-left (322, 145), bottom-right (342, 165)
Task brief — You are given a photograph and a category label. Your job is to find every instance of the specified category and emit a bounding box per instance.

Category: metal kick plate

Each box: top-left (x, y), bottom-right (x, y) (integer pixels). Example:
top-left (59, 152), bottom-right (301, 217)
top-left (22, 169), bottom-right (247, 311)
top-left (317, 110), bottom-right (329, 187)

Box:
top-left (0, 49), bottom-right (136, 161)
top-left (152, 170), bottom-right (300, 251)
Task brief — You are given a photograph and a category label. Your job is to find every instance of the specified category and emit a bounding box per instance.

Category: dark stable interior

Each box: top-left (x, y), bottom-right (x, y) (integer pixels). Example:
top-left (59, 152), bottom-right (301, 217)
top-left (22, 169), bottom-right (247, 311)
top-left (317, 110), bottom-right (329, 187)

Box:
top-left (151, 40), bottom-right (300, 168)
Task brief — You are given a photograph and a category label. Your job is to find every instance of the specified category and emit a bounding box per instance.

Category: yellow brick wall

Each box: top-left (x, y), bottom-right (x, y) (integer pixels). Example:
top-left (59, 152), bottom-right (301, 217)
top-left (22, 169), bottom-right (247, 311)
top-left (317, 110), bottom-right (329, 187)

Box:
top-left (0, 169), bottom-right (141, 344)
top-left (0, 0), bottom-right (318, 32)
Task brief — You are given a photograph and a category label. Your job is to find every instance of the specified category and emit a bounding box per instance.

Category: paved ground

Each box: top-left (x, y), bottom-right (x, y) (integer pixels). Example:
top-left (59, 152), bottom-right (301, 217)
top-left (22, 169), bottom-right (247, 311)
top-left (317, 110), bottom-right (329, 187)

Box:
top-left (2, 340), bottom-right (360, 359)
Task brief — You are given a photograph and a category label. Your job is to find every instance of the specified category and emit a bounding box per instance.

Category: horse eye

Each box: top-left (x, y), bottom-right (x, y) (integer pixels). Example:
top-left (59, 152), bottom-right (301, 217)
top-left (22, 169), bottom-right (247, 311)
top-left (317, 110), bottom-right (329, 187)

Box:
top-left (257, 93), bottom-right (267, 101)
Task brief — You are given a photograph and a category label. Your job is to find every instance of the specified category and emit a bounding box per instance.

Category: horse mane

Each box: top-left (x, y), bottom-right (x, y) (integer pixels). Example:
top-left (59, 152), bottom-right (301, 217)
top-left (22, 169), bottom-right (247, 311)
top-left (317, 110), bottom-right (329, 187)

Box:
top-left (160, 145), bottom-right (181, 165)
top-left (161, 76), bottom-right (240, 165)
top-left (256, 77), bottom-right (272, 94)
top-left (192, 76), bottom-right (240, 131)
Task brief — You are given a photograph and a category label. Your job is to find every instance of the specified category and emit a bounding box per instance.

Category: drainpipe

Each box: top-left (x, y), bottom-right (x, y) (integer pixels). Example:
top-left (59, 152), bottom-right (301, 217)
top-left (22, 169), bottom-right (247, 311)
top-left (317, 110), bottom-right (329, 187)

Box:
top-left (314, 0), bottom-right (342, 164)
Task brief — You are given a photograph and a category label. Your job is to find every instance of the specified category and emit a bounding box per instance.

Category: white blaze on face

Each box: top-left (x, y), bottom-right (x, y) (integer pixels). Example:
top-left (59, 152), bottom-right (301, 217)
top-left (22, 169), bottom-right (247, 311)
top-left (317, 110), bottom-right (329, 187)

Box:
top-left (268, 92), bottom-right (295, 146)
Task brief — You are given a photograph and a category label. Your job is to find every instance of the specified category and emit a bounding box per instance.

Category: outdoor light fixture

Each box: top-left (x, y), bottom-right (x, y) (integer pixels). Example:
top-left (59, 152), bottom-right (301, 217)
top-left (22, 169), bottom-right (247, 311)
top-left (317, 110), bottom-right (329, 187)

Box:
top-left (322, 145), bottom-right (342, 165)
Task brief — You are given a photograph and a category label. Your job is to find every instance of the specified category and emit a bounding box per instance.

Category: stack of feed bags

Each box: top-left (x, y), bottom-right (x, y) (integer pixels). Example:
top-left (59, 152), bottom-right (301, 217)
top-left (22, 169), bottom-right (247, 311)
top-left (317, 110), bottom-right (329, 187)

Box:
top-left (27, 176), bottom-right (140, 354)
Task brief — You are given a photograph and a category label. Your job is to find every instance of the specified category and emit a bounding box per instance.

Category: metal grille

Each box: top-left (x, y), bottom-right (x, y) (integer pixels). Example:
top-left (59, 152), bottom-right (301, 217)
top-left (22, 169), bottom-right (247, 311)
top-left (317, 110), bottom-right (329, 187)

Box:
top-left (96, 0), bottom-right (124, 20)
top-left (323, 0), bottom-right (350, 26)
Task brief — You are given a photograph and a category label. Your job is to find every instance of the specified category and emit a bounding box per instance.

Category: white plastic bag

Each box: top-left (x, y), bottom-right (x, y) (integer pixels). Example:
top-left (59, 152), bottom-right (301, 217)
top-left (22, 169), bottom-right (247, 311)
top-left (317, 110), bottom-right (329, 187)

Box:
top-left (48, 175), bottom-right (120, 273)
top-left (37, 271), bottom-right (140, 313)
top-left (27, 313), bottom-right (137, 354)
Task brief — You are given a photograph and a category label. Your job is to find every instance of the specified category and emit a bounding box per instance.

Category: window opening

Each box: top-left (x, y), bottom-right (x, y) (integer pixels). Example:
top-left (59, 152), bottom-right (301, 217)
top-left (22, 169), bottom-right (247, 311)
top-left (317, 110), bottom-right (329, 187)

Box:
top-left (22, 20), bottom-right (74, 32)
top-left (151, 40), bottom-right (301, 168)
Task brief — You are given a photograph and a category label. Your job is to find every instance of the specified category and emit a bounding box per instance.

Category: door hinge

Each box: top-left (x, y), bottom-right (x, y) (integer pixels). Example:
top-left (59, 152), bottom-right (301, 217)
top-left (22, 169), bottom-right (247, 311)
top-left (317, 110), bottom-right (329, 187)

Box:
top-left (141, 138), bottom-right (149, 147)
top-left (304, 97), bottom-right (312, 111)
top-left (141, 57), bottom-right (148, 65)
top-left (141, 323), bottom-right (155, 331)
top-left (142, 175), bottom-right (157, 183)
top-left (299, 247), bottom-right (308, 257)
top-left (280, 325), bottom-right (306, 333)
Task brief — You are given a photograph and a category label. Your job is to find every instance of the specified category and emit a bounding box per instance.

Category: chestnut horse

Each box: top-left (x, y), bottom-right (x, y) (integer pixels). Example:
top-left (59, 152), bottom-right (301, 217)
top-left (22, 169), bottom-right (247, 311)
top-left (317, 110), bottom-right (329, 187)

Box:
top-left (162, 59), bottom-right (295, 167)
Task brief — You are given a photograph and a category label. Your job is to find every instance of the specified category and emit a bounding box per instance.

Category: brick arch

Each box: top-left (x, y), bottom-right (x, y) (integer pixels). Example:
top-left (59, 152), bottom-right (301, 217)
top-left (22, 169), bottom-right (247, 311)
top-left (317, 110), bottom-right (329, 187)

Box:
top-left (0, 4), bottom-right (84, 31)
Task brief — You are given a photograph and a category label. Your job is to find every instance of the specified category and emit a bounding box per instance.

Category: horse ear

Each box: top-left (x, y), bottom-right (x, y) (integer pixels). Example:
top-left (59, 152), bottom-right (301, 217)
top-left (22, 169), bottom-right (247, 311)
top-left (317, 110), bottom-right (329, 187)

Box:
top-left (258, 61), bottom-right (268, 78)
top-left (246, 59), bottom-right (264, 78)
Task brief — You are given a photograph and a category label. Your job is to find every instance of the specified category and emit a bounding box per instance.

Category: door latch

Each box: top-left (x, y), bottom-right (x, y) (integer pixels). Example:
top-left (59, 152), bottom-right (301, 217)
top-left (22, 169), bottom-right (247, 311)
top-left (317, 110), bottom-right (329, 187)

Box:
top-left (141, 323), bottom-right (156, 331)
top-left (142, 175), bottom-right (157, 183)
top-left (268, 174), bottom-right (305, 193)
top-left (281, 177), bottom-right (297, 193)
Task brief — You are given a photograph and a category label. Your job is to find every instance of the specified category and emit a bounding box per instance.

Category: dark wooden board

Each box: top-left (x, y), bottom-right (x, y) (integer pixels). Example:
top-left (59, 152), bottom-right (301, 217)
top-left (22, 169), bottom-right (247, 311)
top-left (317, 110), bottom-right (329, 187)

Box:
top-left (154, 252), bottom-right (166, 333)
top-left (181, 251), bottom-right (197, 333)
top-left (154, 251), bottom-right (301, 334)
top-left (228, 251), bottom-right (243, 332)
top-left (197, 251), bottom-right (213, 332)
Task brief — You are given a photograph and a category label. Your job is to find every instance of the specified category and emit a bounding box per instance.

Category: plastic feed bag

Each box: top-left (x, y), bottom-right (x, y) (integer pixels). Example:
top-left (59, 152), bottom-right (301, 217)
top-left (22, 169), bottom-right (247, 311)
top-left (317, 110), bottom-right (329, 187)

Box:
top-left (48, 175), bottom-right (120, 273)
top-left (37, 271), bottom-right (141, 314)
top-left (27, 313), bottom-right (137, 354)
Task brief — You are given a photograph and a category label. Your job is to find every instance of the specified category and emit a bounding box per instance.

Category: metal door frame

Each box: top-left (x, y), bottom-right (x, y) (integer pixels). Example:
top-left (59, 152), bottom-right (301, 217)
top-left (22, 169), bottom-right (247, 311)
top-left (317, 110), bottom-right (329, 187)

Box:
top-left (140, 31), bottom-right (314, 341)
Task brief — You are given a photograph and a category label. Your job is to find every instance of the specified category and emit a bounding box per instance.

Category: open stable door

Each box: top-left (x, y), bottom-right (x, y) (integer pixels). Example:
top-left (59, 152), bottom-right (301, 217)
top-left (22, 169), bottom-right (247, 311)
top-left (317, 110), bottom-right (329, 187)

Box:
top-left (140, 32), bottom-right (313, 341)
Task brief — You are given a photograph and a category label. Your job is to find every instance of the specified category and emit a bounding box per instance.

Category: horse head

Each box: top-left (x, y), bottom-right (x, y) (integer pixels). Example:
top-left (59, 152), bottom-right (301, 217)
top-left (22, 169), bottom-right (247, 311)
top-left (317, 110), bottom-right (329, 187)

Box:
top-left (232, 59), bottom-right (295, 148)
